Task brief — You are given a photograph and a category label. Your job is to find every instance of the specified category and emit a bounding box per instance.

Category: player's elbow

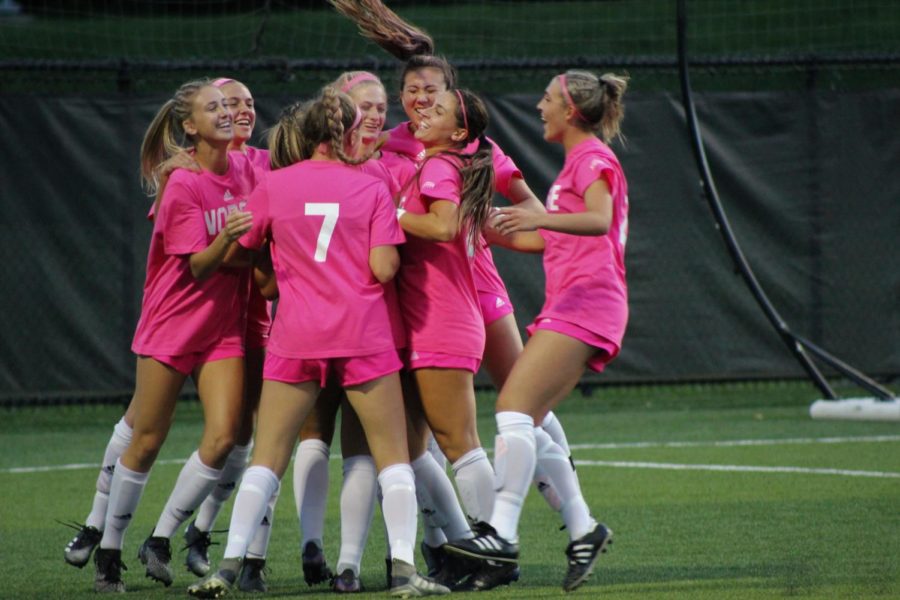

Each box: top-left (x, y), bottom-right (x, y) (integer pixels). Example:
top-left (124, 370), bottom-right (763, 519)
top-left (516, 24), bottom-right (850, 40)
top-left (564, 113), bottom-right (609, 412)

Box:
top-left (370, 246), bottom-right (400, 283)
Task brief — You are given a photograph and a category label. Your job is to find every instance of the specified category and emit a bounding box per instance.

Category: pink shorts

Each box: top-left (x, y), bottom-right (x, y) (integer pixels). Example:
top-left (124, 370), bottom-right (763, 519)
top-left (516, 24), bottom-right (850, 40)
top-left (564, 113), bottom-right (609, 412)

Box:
top-left (264, 349), bottom-right (402, 387)
top-left (148, 334), bottom-right (244, 376)
top-left (526, 317), bottom-right (619, 373)
top-left (478, 290), bottom-right (515, 327)
top-left (405, 349), bottom-right (481, 374)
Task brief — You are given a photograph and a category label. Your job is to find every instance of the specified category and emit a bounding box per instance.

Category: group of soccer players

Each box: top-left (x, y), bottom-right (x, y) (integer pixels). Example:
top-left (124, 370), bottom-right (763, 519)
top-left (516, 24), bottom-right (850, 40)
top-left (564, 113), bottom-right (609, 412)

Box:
top-left (62, 1), bottom-right (630, 597)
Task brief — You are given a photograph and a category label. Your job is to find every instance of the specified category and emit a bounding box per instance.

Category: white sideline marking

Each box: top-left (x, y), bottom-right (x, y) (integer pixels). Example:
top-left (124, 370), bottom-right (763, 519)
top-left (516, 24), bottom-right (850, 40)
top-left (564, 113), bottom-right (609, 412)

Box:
top-left (575, 460), bottom-right (900, 479)
top-left (569, 434), bottom-right (900, 451)
top-left (3, 435), bottom-right (899, 476)
top-left (3, 458), bottom-right (187, 475)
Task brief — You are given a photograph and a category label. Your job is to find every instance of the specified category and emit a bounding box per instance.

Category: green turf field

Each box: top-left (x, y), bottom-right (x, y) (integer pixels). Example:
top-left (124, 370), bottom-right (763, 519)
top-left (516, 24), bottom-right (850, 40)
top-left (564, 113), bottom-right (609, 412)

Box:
top-left (2, 381), bottom-right (898, 598)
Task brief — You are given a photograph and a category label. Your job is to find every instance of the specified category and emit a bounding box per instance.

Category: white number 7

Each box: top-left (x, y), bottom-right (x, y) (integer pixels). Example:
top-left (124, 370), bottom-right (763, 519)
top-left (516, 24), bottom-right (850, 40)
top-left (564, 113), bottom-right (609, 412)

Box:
top-left (305, 203), bottom-right (340, 262)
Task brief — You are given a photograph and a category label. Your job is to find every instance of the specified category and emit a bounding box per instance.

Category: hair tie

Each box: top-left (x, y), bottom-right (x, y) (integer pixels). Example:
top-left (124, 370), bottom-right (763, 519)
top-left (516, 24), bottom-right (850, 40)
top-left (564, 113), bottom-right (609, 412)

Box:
top-left (341, 72), bottom-right (380, 93)
top-left (212, 78), bottom-right (235, 88)
top-left (455, 89), bottom-right (469, 132)
top-left (558, 74), bottom-right (587, 123)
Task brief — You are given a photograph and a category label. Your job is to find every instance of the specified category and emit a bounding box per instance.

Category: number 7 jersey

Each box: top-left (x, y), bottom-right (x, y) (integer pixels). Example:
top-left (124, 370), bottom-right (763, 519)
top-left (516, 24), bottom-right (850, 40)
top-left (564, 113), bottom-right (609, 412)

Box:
top-left (239, 160), bottom-right (405, 359)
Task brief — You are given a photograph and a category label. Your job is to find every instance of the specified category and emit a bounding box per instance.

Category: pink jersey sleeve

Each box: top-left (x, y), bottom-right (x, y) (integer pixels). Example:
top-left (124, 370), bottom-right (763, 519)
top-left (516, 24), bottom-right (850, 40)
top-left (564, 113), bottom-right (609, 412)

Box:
top-left (572, 154), bottom-right (621, 199)
top-left (239, 176), bottom-right (271, 251)
top-left (487, 137), bottom-right (521, 199)
top-left (159, 174), bottom-right (207, 256)
top-left (419, 157), bottom-right (462, 206)
top-left (370, 184), bottom-right (406, 248)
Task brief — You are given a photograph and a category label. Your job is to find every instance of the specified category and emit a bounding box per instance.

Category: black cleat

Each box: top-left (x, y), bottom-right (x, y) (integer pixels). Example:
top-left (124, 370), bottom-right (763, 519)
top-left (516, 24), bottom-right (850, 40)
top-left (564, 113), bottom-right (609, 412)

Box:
top-left (63, 522), bottom-right (102, 568)
top-left (443, 524), bottom-right (519, 564)
top-left (94, 548), bottom-right (127, 593)
top-left (332, 567), bottom-right (362, 593)
top-left (420, 541), bottom-right (448, 577)
top-left (184, 521), bottom-right (215, 577)
top-left (187, 558), bottom-right (241, 599)
top-left (562, 522), bottom-right (613, 592)
top-left (138, 534), bottom-right (173, 586)
top-left (455, 560), bottom-right (520, 592)
top-left (238, 557), bottom-right (268, 593)
top-left (301, 540), bottom-right (333, 586)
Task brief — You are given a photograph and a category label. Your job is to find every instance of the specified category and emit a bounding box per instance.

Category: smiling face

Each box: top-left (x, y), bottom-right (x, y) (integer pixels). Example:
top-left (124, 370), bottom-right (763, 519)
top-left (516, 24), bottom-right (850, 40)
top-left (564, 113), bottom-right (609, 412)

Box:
top-left (537, 77), bottom-right (570, 143)
top-left (219, 80), bottom-right (255, 146)
top-left (414, 90), bottom-right (466, 150)
top-left (349, 82), bottom-right (388, 146)
top-left (182, 85), bottom-right (232, 145)
top-left (401, 67), bottom-right (448, 130)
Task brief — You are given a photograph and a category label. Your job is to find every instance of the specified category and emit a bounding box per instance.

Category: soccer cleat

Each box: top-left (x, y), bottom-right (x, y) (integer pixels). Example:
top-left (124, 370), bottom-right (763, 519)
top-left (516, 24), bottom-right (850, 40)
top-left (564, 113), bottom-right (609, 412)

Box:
top-left (430, 550), bottom-right (478, 590)
top-left (184, 521), bottom-right (214, 577)
top-left (420, 542), bottom-right (447, 577)
top-left (443, 524), bottom-right (519, 564)
top-left (187, 558), bottom-right (241, 599)
top-left (94, 548), bottom-right (127, 593)
top-left (63, 522), bottom-right (102, 568)
top-left (562, 522), bottom-right (613, 592)
top-left (237, 557), bottom-right (268, 593)
top-left (301, 540), bottom-right (333, 586)
top-left (138, 534), bottom-right (174, 586)
top-left (389, 559), bottom-right (450, 598)
top-left (332, 568), bottom-right (362, 593)
top-left (454, 560), bottom-right (520, 592)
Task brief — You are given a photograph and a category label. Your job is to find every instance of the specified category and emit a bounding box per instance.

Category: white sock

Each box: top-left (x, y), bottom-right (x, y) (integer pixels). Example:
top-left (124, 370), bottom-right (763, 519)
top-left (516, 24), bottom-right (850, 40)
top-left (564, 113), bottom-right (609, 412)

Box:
top-left (152, 451), bottom-right (222, 538)
top-left (100, 459), bottom-right (149, 550)
top-left (86, 418), bottom-right (133, 530)
top-left (246, 481), bottom-right (280, 559)
top-left (336, 455), bottom-right (377, 575)
top-left (423, 432), bottom-right (448, 546)
top-left (194, 442), bottom-right (251, 532)
top-left (426, 432), bottom-right (446, 470)
top-left (223, 466), bottom-right (280, 559)
top-left (451, 447), bottom-right (495, 524)
top-left (489, 411), bottom-right (536, 542)
top-left (378, 463), bottom-right (417, 566)
top-left (541, 411), bottom-right (572, 456)
top-left (411, 452), bottom-right (472, 542)
top-left (534, 427), bottom-right (595, 540)
top-left (292, 439), bottom-right (330, 548)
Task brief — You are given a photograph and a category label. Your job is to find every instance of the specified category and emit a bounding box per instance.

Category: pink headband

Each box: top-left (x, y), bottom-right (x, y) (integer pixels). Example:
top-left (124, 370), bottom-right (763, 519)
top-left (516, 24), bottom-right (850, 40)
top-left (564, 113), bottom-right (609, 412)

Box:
top-left (341, 72), bottom-right (380, 93)
top-left (558, 74), bottom-right (586, 122)
top-left (455, 89), bottom-right (469, 132)
top-left (212, 78), bottom-right (234, 88)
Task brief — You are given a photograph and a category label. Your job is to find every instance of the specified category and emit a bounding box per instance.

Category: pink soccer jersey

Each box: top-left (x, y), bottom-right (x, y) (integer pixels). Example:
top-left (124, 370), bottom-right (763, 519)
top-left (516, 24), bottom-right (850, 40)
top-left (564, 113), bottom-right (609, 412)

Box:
top-left (132, 153), bottom-right (259, 356)
top-left (397, 156), bottom-right (485, 359)
top-left (236, 147), bottom-right (273, 348)
top-left (239, 160), bottom-right (404, 359)
top-left (380, 122), bottom-right (423, 193)
top-left (242, 145), bottom-right (271, 172)
top-left (536, 137), bottom-right (629, 354)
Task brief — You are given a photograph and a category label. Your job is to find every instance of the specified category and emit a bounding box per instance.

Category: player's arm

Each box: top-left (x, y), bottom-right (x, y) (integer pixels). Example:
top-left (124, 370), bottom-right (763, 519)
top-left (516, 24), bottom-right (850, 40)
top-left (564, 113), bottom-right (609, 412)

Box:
top-left (189, 210), bottom-right (253, 280)
top-left (493, 179), bottom-right (612, 237)
top-left (369, 245), bottom-right (401, 283)
top-left (397, 199), bottom-right (459, 242)
top-left (253, 243), bottom-right (278, 299)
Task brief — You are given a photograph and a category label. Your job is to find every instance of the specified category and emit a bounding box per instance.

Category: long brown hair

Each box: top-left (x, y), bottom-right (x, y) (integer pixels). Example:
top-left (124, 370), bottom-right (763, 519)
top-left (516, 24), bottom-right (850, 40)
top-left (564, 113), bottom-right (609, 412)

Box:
top-left (423, 89), bottom-right (494, 250)
top-left (328, 0), bottom-right (456, 91)
top-left (139, 78), bottom-right (212, 194)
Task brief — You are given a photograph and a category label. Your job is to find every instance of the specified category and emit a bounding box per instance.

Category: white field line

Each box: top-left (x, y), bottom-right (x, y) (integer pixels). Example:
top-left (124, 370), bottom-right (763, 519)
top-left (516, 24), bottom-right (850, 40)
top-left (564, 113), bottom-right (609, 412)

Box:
top-left (574, 460), bottom-right (900, 479)
top-left (569, 434), bottom-right (900, 451)
top-left (3, 435), bottom-right (899, 476)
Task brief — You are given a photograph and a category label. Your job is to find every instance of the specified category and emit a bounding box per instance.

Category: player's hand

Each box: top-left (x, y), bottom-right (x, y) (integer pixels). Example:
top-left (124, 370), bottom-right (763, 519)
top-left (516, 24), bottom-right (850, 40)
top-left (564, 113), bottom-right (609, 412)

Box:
top-left (157, 149), bottom-right (201, 178)
top-left (222, 210), bottom-right (253, 243)
top-left (491, 206), bottom-right (544, 235)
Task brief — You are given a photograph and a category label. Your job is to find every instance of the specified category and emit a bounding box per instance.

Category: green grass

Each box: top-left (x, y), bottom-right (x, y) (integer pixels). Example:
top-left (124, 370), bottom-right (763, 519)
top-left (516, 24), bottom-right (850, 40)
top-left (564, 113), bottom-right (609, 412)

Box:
top-left (2, 381), bottom-right (899, 598)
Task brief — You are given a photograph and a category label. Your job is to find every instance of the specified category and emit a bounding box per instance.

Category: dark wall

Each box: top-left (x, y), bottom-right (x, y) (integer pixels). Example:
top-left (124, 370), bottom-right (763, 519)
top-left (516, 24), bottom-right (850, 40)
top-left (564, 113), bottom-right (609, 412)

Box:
top-left (1, 90), bottom-right (897, 401)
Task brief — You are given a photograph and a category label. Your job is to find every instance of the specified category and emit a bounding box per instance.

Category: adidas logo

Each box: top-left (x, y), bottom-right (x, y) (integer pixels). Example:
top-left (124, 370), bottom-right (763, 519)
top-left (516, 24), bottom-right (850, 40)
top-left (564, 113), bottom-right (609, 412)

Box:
top-left (224, 190), bottom-right (234, 201)
top-left (410, 351), bottom-right (420, 360)
top-left (113, 513), bottom-right (132, 521)
top-left (261, 516), bottom-right (270, 526)
top-left (104, 464), bottom-right (115, 474)
top-left (540, 318), bottom-right (552, 324)
top-left (495, 298), bottom-right (506, 308)
top-left (422, 181), bottom-right (435, 190)
top-left (218, 481), bottom-right (237, 491)
top-left (416, 150), bottom-right (427, 161)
